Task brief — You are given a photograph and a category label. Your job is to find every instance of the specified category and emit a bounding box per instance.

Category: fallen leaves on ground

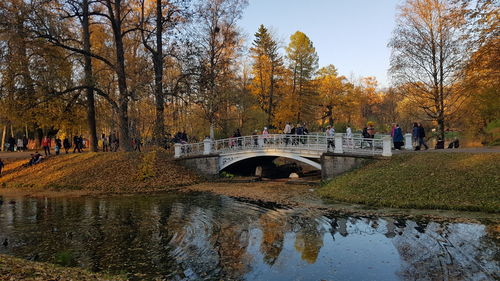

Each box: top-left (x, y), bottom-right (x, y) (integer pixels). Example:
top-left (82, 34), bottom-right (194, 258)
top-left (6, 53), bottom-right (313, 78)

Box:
top-left (0, 149), bottom-right (201, 194)
top-left (0, 254), bottom-right (125, 281)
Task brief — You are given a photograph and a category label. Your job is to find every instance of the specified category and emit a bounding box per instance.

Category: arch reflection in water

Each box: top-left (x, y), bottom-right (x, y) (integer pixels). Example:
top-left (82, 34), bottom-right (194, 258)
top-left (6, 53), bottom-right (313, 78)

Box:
top-left (0, 192), bottom-right (498, 280)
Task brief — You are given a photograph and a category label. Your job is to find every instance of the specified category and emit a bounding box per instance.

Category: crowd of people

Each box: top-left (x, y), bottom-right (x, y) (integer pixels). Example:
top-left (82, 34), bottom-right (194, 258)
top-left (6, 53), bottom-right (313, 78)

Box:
top-left (216, 121), bottom-right (455, 152)
top-left (1, 122), bottom-right (459, 168)
top-left (3, 136), bottom-right (29, 152)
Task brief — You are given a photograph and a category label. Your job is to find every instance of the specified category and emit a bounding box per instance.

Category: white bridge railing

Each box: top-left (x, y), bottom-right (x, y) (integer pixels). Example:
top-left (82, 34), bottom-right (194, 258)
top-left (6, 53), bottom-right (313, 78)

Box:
top-left (174, 133), bottom-right (393, 158)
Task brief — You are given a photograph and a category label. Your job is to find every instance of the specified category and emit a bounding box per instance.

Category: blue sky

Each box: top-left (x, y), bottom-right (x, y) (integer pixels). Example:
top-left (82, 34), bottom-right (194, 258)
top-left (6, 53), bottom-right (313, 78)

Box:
top-left (239, 0), bottom-right (401, 88)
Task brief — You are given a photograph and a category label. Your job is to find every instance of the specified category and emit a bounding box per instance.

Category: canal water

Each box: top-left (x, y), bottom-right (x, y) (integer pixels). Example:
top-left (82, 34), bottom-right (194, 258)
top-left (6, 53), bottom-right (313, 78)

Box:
top-left (0, 192), bottom-right (498, 280)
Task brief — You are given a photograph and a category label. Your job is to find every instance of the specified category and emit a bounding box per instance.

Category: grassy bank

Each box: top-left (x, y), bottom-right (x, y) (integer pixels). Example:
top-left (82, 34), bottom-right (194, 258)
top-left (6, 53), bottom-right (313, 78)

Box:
top-left (0, 254), bottom-right (124, 281)
top-left (0, 150), bottom-right (200, 193)
top-left (318, 152), bottom-right (500, 212)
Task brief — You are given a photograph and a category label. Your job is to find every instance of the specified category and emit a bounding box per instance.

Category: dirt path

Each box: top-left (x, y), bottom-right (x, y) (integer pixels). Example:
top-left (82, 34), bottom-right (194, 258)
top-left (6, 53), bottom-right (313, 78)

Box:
top-left (395, 147), bottom-right (500, 154)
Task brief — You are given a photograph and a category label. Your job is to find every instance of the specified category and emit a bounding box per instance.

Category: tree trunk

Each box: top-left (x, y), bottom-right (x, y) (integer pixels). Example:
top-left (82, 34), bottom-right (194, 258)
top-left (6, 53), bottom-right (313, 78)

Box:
top-left (1, 125), bottom-right (6, 151)
top-left (327, 105), bottom-right (333, 126)
top-left (152, 0), bottom-right (165, 147)
top-left (108, 0), bottom-right (131, 151)
top-left (82, 0), bottom-right (98, 152)
top-left (210, 123), bottom-right (215, 139)
top-left (268, 65), bottom-right (274, 127)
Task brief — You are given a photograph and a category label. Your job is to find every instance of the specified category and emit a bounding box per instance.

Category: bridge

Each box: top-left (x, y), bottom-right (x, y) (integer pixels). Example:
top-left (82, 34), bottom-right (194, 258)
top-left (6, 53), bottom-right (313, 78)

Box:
top-left (174, 133), bottom-right (411, 179)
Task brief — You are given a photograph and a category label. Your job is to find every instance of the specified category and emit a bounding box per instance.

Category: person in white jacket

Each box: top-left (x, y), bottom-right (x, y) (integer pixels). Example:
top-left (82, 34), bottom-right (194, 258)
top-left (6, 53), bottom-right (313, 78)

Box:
top-left (346, 125), bottom-right (353, 149)
top-left (326, 125), bottom-right (335, 151)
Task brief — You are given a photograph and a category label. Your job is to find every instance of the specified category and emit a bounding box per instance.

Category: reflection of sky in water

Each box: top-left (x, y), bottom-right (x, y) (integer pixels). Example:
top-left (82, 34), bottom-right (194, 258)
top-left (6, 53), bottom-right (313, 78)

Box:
top-left (0, 193), bottom-right (498, 281)
top-left (246, 220), bottom-right (402, 281)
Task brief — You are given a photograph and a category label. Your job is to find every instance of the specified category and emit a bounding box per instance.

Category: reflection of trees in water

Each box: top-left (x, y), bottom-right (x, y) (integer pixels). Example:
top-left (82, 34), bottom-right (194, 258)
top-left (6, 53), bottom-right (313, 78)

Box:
top-left (164, 195), bottom-right (255, 280)
top-left (290, 215), bottom-right (325, 264)
top-left (259, 211), bottom-right (286, 265)
top-left (1, 196), bottom-right (498, 280)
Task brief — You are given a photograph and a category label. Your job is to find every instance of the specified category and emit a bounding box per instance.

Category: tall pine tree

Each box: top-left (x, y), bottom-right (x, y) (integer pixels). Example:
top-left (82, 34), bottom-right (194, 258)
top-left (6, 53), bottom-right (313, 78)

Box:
top-left (250, 24), bottom-right (283, 128)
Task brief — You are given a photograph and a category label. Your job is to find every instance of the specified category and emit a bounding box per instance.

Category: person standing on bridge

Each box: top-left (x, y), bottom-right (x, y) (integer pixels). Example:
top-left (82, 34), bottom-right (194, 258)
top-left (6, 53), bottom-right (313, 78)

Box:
top-left (235, 129), bottom-right (242, 146)
top-left (262, 127), bottom-right (269, 144)
top-left (326, 125), bottom-right (335, 151)
top-left (346, 125), bottom-right (354, 149)
top-left (283, 122), bottom-right (292, 145)
top-left (252, 130), bottom-right (259, 147)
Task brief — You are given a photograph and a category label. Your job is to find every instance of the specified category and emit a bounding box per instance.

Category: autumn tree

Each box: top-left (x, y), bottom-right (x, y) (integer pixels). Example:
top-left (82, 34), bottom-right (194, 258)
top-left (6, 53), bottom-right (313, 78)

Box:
top-left (316, 65), bottom-right (351, 126)
top-left (285, 31), bottom-right (318, 123)
top-left (140, 0), bottom-right (192, 146)
top-left (192, 0), bottom-right (247, 138)
top-left (458, 0), bottom-right (499, 143)
top-left (389, 0), bottom-right (468, 140)
top-left (249, 24), bottom-right (283, 128)
top-left (0, 0), bottom-right (82, 146)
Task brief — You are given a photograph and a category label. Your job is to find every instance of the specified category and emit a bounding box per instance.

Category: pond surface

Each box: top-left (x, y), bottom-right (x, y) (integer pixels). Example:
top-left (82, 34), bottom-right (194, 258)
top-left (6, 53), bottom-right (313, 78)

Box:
top-left (0, 192), bottom-right (498, 280)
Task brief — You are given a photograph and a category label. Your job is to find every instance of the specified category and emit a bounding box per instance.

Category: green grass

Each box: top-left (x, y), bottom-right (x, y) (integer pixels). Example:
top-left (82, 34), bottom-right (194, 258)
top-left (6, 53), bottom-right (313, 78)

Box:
top-left (318, 152), bottom-right (500, 212)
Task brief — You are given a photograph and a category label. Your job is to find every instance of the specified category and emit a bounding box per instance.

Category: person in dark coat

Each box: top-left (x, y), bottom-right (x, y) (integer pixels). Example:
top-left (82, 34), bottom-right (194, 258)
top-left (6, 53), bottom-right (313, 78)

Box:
top-left (63, 137), bottom-right (71, 154)
top-left (55, 138), bottom-right (62, 155)
top-left (0, 158), bottom-right (4, 177)
top-left (22, 136), bottom-right (28, 151)
top-left (417, 123), bottom-right (429, 150)
top-left (412, 123), bottom-right (419, 147)
top-left (8, 137), bottom-right (15, 152)
top-left (234, 129), bottom-right (242, 146)
top-left (393, 124), bottom-right (404, 150)
top-left (73, 135), bottom-right (81, 153)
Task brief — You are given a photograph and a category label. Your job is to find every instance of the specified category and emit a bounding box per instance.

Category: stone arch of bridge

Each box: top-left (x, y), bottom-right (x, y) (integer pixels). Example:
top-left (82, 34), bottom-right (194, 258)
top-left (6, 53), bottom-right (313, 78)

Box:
top-left (219, 151), bottom-right (322, 171)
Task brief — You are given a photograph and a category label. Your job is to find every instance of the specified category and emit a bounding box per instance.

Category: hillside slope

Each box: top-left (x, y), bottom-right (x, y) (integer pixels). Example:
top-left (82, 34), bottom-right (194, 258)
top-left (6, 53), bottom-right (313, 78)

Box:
top-left (0, 150), bottom-right (200, 192)
top-left (318, 152), bottom-right (500, 212)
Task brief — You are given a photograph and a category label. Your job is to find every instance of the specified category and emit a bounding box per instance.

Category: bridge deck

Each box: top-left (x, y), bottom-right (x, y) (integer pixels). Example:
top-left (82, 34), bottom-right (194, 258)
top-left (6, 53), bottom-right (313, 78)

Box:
top-left (175, 133), bottom-right (394, 159)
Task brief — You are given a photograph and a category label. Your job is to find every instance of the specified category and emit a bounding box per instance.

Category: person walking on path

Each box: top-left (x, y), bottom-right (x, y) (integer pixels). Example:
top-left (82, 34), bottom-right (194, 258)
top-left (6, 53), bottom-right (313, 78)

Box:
top-left (393, 124), bottom-right (404, 150)
top-left (17, 138), bottom-right (24, 152)
top-left (102, 134), bottom-right (109, 152)
top-left (73, 135), bottom-right (81, 153)
top-left (134, 136), bottom-right (142, 152)
top-left (41, 136), bottom-right (51, 156)
top-left (8, 137), bottom-right (15, 152)
top-left (417, 123), bottom-right (429, 150)
top-left (0, 158), bottom-right (4, 177)
top-left (412, 123), bottom-right (419, 147)
top-left (113, 135), bottom-right (119, 152)
top-left (55, 138), bottom-right (62, 155)
top-left (63, 137), bottom-right (71, 154)
top-left (22, 136), bottom-right (28, 151)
